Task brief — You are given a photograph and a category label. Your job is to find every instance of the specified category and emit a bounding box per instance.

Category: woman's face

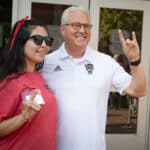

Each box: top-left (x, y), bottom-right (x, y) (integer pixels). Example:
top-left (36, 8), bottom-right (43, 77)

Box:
top-left (24, 26), bottom-right (50, 71)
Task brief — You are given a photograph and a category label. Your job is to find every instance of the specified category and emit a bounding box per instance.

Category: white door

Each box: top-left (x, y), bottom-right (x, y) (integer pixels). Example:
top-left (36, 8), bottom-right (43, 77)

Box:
top-left (12, 0), bottom-right (89, 51)
top-left (12, 0), bottom-right (89, 24)
top-left (90, 0), bottom-right (150, 150)
top-left (12, 0), bottom-right (150, 149)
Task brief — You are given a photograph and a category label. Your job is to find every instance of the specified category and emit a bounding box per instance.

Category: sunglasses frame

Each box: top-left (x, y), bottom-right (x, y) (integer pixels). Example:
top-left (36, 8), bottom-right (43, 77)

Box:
top-left (27, 35), bottom-right (53, 46)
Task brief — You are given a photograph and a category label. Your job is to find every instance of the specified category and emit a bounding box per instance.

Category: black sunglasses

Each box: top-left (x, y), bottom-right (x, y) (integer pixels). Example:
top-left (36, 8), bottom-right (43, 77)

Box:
top-left (27, 35), bottom-right (53, 46)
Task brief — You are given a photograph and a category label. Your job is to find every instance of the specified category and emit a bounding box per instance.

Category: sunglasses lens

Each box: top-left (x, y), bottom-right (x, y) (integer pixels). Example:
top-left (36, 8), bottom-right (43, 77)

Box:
top-left (45, 37), bottom-right (53, 46)
top-left (29, 35), bottom-right (53, 46)
top-left (34, 36), bottom-right (44, 45)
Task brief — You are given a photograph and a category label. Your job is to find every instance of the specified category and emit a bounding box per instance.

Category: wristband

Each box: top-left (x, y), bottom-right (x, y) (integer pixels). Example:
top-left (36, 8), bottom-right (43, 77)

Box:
top-left (129, 58), bottom-right (141, 66)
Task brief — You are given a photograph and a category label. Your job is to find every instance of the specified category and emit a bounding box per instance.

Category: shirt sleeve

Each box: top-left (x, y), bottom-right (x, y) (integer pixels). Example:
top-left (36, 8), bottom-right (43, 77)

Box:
top-left (111, 61), bottom-right (132, 95)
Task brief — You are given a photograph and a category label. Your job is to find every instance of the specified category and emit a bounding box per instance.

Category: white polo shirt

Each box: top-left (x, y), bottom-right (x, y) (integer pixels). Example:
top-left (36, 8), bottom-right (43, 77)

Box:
top-left (42, 43), bottom-right (131, 150)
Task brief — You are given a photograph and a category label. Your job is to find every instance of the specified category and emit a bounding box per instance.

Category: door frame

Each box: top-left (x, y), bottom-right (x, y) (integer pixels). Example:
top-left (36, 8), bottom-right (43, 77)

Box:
top-left (12, 0), bottom-right (89, 26)
top-left (12, 0), bottom-right (150, 149)
top-left (90, 0), bottom-right (150, 150)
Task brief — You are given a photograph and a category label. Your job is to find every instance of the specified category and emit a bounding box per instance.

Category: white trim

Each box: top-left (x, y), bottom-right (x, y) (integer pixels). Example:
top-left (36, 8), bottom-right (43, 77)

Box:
top-left (11, 0), bottom-right (150, 149)
top-left (12, 0), bottom-right (18, 27)
top-left (90, 0), bottom-right (149, 150)
top-left (99, 0), bottom-right (143, 10)
top-left (142, 1), bottom-right (150, 149)
top-left (12, 0), bottom-right (89, 27)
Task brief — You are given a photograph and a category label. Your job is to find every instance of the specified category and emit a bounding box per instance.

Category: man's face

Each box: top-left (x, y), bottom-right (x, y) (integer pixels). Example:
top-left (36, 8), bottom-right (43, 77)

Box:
top-left (61, 11), bottom-right (92, 51)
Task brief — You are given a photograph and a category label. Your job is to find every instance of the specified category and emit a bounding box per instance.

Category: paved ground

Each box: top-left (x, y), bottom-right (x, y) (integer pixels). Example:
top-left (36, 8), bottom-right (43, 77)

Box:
top-left (106, 107), bottom-right (137, 134)
top-left (107, 108), bottom-right (129, 124)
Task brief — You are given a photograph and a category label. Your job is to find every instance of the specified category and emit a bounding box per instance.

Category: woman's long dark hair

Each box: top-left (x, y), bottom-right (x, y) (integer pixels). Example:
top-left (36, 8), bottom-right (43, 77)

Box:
top-left (0, 18), bottom-right (49, 81)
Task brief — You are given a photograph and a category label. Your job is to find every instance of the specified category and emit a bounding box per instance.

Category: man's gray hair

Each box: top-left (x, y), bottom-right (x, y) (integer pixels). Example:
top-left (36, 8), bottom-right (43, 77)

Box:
top-left (61, 5), bottom-right (91, 25)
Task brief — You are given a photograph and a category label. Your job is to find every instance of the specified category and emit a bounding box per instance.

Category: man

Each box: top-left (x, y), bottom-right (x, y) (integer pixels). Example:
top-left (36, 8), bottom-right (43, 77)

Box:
top-left (42, 5), bottom-right (146, 150)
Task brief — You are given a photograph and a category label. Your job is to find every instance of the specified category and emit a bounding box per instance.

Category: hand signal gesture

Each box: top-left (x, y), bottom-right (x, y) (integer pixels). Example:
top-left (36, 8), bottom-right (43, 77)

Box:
top-left (118, 29), bottom-right (140, 62)
top-left (21, 89), bottom-right (41, 122)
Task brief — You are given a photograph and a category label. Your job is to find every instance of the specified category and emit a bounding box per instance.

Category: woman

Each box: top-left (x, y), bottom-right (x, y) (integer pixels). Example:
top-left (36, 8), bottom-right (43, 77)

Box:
top-left (0, 17), bottom-right (57, 150)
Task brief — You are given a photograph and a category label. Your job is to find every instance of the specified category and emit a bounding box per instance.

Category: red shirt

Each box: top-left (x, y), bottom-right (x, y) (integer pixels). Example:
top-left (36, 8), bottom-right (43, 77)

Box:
top-left (0, 71), bottom-right (57, 150)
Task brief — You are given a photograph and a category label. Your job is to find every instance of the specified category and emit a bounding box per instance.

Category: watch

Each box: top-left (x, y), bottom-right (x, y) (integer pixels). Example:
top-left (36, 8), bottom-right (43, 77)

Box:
top-left (129, 58), bottom-right (141, 66)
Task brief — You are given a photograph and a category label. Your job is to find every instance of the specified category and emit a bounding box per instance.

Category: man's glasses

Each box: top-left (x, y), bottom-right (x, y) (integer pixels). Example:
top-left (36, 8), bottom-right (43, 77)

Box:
top-left (27, 35), bottom-right (53, 46)
top-left (64, 22), bottom-right (92, 31)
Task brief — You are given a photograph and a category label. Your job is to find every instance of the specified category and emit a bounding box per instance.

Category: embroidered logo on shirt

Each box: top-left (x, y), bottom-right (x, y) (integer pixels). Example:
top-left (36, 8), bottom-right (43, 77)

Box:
top-left (85, 63), bottom-right (94, 74)
top-left (54, 65), bottom-right (62, 71)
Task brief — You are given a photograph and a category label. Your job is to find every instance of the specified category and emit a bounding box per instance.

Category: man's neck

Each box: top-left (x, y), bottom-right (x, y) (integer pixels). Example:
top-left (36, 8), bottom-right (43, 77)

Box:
top-left (65, 44), bottom-right (86, 58)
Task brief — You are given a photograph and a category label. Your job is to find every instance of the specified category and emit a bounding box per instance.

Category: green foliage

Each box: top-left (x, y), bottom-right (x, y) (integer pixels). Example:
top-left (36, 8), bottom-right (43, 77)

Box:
top-left (99, 8), bottom-right (143, 39)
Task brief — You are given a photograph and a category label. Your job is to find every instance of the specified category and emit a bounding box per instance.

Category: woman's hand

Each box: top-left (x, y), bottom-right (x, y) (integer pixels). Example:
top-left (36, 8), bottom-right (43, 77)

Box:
top-left (21, 89), bottom-right (41, 122)
top-left (0, 89), bottom-right (41, 137)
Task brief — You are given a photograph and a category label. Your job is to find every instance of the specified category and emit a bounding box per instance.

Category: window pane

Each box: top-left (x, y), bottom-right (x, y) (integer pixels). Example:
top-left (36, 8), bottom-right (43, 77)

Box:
top-left (98, 8), bottom-right (143, 134)
top-left (31, 3), bottom-right (69, 51)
